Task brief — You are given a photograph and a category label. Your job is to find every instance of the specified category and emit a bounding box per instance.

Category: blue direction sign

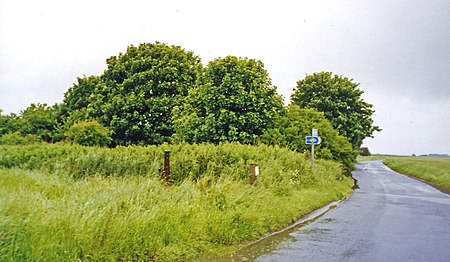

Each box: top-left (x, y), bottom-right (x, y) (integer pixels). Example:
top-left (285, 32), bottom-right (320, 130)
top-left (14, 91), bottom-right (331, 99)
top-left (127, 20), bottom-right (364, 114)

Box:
top-left (305, 136), bottom-right (321, 145)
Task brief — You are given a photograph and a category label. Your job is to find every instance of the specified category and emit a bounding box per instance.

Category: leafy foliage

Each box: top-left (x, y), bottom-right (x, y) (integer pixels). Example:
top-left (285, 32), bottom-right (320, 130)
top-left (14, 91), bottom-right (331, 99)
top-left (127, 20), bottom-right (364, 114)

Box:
top-left (261, 105), bottom-right (356, 172)
top-left (61, 42), bottom-right (203, 145)
top-left (0, 132), bottom-right (42, 145)
top-left (65, 121), bottom-right (112, 147)
top-left (359, 147), bottom-right (371, 156)
top-left (61, 75), bottom-right (101, 116)
top-left (291, 72), bottom-right (380, 149)
top-left (174, 56), bottom-right (284, 144)
top-left (0, 109), bottom-right (19, 136)
top-left (18, 103), bottom-right (62, 142)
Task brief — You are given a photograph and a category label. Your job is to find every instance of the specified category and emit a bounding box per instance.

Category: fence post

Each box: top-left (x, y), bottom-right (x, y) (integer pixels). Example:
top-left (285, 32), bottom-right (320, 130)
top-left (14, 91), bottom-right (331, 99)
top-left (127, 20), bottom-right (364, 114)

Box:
top-left (249, 163), bottom-right (259, 185)
top-left (163, 150), bottom-right (171, 183)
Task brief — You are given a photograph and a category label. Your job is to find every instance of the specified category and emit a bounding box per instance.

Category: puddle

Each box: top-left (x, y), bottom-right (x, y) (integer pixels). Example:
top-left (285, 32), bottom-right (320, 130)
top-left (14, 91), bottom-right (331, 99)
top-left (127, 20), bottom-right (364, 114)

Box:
top-left (319, 218), bottom-right (335, 224)
top-left (352, 177), bottom-right (360, 190)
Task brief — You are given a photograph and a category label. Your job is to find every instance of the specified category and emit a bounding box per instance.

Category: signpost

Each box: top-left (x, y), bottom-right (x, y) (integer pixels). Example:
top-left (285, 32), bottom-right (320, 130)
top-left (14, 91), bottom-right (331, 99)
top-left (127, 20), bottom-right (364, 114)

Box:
top-left (305, 129), bottom-right (321, 168)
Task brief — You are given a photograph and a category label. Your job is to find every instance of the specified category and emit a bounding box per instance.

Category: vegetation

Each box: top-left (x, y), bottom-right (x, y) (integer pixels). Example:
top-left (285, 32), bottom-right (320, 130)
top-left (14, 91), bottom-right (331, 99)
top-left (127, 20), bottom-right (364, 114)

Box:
top-left (61, 42), bottom-right (203, 145)
top-left (65, 121), bottom-right (112, 147)
top-left (291, 72), bottom-right (380, 149)
top-left (0, 143), bottom-right (354, 261)
top-left (359, 155), bottom-right (450, 192)
top-left (0, 132), bottom-right (42, 145)
top-left (359, 147), bottom-right (371, 156)
top-left (0, 109), bottom-right (19, 136)
top-left (0, 104), bottom-right (61, 142)
top-left (0, 40), bottom-right (388, 261)
top-left (0, 43), bottom-right (379, 260)
top-left (385, 156), bottom-right (450, 192)
top-left (261, 105), bottom-right (356, 172)
top-left (0, 43), bottom-right (371, 172)
top-left (173, 56), bottom-right (284, 144)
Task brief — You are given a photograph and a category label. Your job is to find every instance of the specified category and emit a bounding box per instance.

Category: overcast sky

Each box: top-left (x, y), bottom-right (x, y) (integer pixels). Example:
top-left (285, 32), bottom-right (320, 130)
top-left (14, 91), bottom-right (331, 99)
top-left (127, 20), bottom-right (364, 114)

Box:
top-left (1, 0), bottom-right (449, 155)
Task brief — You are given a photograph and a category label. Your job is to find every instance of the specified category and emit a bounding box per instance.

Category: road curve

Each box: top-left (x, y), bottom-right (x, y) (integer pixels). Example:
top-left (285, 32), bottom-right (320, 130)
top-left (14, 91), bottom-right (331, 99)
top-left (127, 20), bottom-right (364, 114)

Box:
top-left (253, 161), bottom-right (450, 261)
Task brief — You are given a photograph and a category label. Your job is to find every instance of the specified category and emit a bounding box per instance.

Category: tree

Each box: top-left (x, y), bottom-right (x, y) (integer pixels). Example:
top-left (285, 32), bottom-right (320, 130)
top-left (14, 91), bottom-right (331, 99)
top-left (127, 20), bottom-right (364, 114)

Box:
top-left (261, 105), bottom-right (356, 172)
top-left (359, 147), bottom-right (371, 156)
top-left (60, 75), bottom-right (101, 120)
top-left (19, 103), bottom-right (62, 142)
top-left (0, 109), bottom-right (19, 136)
top-left (291, 72), bottom-right (380, 149)
top-left (60, 42), bottom-right (202, 145)
top-left (65, 121), bottom-right (112, 147)
top-left (174, 56), bottom-right (284, 144)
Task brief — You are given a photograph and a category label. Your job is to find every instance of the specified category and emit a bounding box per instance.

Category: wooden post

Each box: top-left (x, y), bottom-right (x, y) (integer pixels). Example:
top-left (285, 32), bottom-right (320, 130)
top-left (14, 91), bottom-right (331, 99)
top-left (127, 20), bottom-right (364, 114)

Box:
top-left (249, 164), bottom-right (259, 185)
top-left (163, 150), bottom-right (171, 183)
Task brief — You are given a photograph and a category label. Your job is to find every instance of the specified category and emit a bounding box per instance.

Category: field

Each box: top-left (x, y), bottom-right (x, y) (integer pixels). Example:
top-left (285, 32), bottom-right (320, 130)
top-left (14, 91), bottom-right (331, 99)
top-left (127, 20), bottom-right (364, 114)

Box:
top-left (0, 143), bottom-right (354, 261)
top-left (359, 155), bottom-right (450, 193)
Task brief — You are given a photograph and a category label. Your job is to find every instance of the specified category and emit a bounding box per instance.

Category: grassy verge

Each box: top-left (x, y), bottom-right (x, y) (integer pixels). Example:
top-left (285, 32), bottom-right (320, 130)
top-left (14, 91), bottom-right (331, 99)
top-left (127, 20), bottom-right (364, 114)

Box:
top-left (0, 143), bottom-right (353, 261)
top-left (358, 155), bottom-right (450, 193)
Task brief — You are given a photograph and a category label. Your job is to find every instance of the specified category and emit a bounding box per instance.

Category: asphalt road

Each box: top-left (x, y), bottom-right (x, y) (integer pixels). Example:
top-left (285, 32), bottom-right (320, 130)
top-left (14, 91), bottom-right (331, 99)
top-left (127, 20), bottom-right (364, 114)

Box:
top-left (236, 161), bottom-right (450, 262)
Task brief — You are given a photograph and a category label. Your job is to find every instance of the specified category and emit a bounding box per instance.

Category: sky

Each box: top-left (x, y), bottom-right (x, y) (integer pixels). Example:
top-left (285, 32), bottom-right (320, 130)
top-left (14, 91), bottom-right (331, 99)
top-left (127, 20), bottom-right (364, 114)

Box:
top-left (0, 0), bottom-right (449, 155)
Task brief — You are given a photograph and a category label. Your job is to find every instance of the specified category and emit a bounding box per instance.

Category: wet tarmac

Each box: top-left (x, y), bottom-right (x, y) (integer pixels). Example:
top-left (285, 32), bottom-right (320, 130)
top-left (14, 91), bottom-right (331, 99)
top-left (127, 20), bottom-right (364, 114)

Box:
top-left (227, 161), bottom-right (450, 261)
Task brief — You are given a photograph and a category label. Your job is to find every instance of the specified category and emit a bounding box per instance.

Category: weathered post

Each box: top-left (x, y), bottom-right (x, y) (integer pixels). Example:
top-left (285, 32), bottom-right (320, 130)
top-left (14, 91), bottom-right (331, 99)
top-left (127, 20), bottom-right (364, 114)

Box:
top-left (163, 150), bottom-right (171, 183)
top-left (249, 163), bottom-right (259, 185)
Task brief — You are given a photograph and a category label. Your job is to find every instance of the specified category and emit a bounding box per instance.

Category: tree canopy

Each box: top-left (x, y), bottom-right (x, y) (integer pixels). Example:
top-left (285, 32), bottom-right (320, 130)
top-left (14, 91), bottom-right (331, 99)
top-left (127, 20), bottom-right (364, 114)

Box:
top-left (0, 109), bottom-right (19, 137)
top-left (174, 56), bottom-right (284, 144)
top-left (19, 103), bottom-right (62, 142)
top-left (291, 72), bottom-right (380, 149)
top-left (61, 42), bottom-right (202, 145)
top-left (261, 105), bottom-right (356, 172)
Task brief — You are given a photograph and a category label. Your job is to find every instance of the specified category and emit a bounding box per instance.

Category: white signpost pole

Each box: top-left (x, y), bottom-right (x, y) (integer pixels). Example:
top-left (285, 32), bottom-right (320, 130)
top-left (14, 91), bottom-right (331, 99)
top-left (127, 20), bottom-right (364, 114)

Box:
top-left (305, 129), bottom-right (321, 169)
top-left (311, 129), bottom-right (317, 168)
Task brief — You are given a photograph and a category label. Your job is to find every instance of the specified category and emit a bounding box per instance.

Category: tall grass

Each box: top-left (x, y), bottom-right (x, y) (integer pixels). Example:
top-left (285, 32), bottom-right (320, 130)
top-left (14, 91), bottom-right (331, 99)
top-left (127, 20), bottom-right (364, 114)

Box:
top-left (0, 143), bottom-right (353, 261)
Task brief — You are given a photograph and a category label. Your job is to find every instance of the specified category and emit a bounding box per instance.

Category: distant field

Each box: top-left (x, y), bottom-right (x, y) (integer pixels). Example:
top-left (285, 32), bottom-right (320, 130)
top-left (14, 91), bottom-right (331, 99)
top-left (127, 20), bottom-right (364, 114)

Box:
top-left (359, 155), bottom-right (450, 193)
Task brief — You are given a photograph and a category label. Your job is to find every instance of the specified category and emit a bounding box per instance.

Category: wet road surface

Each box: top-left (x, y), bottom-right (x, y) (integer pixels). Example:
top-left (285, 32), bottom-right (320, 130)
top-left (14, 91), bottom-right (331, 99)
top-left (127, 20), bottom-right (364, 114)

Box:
top-left (234, 161), bottom-right (450, 261)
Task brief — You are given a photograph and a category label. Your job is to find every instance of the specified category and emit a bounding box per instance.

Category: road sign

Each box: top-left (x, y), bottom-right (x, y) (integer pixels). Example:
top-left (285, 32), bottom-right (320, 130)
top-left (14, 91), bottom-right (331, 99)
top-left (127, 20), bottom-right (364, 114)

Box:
top-left (305, 136), bottom-right (321, 145)
top-left (312, 128), bottom-right (318, 137)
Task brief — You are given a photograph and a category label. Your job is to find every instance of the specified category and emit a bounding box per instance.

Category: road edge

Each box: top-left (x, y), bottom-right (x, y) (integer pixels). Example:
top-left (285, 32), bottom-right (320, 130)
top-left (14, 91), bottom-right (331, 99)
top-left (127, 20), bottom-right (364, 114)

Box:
top-left (232, 197), bottom-right (348, 253)
top-left (381, 160), bottom-right (450, 196)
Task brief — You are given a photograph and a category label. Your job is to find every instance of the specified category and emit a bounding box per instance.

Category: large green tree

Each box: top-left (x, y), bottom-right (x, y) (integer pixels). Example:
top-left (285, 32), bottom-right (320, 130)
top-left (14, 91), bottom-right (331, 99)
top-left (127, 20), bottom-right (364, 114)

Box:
top-left (19, 103), bottom-right (62, 142)
top-left (174, 56), bottom-right (284, 144)
top-left (61, 75), bottom-right (101, 119)
top-left (261, 105), bottom-right (356, 172)
top-left (61, 42), bottom-right (203, 145)
top-left (291, 72), bottom-right (380, 149)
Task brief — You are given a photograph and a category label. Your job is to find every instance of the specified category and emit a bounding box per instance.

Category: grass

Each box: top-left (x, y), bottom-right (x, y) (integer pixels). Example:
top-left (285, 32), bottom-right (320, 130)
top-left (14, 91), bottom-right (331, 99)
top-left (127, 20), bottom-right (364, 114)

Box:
top-left (0, 143), bottom-right (354, 261)
top-left (358, 155), bottom-right (450, 193)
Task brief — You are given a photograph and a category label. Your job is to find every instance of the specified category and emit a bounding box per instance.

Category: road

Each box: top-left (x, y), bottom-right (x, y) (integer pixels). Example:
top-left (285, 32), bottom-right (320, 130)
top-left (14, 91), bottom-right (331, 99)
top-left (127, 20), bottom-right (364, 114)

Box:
top-left (232, 161), bottom-right (450, 261)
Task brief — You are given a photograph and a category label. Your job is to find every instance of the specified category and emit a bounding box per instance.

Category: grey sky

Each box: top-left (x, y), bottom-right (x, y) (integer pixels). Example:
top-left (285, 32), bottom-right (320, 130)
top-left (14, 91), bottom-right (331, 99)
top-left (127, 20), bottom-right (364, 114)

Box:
top-left (0, 0), bottom-right (449, 155)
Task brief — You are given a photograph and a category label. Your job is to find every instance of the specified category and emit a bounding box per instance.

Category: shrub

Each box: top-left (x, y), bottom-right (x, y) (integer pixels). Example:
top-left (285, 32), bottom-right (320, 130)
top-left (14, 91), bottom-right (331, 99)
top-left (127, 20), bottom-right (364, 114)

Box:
top-left (65, 121), bottom-right (112, 147)
top-left (359, 147), bottom-right (371, 156)
top-left (0, 132), bottom-right (42, 145)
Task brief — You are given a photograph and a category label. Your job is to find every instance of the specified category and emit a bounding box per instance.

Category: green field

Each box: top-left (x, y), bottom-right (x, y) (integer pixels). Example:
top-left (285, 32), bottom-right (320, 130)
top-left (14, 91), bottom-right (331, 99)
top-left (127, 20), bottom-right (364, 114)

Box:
top-left (0, 143), bottom-right (353, 261)
top-left (359, 155), bottom-right (450, 193)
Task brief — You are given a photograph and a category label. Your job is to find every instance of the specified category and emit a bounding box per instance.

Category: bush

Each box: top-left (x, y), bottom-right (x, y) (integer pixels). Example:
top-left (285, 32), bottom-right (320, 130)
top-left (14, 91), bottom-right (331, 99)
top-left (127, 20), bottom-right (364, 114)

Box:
top-left (65, 121), bottom-right (112, 147)
top-left (261, 105), bottom-right (357, 173)
top-left (359, 147), bottom-right (371, 156)
top-left (0, 132), bottom-right (42, 145)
